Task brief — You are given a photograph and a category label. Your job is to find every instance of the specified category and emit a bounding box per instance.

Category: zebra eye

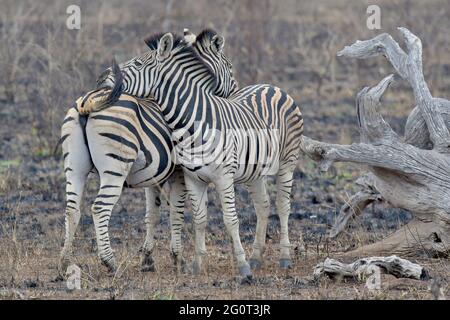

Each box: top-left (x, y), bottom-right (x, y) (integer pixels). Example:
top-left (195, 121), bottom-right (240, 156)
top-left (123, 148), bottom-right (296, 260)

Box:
top-left (134, 60), bottom-right (143, 67)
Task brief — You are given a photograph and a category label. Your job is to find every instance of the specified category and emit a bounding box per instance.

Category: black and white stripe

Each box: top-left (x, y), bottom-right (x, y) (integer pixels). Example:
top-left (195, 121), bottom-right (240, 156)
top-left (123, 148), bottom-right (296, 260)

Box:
top-left (60, 30), bottom-right (238, 274)
top-left (109, 29), bottom-right (304, 277)
top-left (59, 62), bottom-right (186, 273)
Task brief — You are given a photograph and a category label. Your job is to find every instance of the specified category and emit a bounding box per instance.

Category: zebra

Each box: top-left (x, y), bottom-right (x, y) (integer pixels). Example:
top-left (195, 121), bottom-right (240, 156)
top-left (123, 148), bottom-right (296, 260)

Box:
top-left (59, 30), bottom-right (236, 274)
top-left (59, 61), bottom-right (185, 273)
top-left (99, 29), bottom-right (304, 279)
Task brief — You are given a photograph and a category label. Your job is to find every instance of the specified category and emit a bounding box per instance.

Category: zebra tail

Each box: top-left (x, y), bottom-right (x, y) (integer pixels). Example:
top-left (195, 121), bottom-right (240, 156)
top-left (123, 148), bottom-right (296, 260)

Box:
top-left (102, 58), bottom-right (124, 106)
top-left (53, 107), bottom-right (79, 159)
top-left (52, 136), bottom-right (64, 159)
top-left (77, 58), bottom-right (124, 115)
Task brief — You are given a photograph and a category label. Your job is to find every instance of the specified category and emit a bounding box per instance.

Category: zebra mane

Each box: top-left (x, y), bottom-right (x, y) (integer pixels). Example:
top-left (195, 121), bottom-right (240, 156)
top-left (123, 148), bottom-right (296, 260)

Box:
top-left (144, 31), bottom-right (219, 93)
top-left (144, 32), bottom-right (184, 50)
top-left (195, 28), bottom-right (218, 45)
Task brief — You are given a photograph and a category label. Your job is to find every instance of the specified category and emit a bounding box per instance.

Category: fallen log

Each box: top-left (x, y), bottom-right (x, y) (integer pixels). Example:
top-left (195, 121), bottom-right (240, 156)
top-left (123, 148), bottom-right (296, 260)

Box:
top-left (313, 255), bottom-right (429, 282)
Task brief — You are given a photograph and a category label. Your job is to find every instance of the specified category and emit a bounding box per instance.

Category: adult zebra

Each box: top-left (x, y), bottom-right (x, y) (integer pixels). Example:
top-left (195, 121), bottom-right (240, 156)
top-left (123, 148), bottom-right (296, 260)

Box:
top-left (59, 30), bottom-right (236, 274)
top-left (99, 29), bottom-right (304, 279)
top-left (59, 61), bottom-right (184, 273)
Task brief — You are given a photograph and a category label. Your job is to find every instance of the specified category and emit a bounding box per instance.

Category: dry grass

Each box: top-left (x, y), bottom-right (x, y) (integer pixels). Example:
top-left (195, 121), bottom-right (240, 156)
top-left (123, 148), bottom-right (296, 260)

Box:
top-left (1, 0), bottom-right (450, 299)
top-left (1, 157), bottom-right (448, 300)
top-left (0, 230), bottom-right (448, 300)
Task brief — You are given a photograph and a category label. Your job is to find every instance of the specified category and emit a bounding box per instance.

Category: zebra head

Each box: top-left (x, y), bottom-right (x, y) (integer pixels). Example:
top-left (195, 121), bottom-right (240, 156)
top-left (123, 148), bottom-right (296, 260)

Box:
top-left (96, 44), bottom-right (160, 98)
top-left (97, 29), bottom-right (237, 99)
top-left (192, 29), bottom-right (238, 97)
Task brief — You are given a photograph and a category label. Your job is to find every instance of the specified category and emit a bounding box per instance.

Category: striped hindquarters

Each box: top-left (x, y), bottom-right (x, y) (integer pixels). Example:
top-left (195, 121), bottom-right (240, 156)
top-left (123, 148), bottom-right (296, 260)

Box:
top-left (81, 93), bottom-right (175, 187)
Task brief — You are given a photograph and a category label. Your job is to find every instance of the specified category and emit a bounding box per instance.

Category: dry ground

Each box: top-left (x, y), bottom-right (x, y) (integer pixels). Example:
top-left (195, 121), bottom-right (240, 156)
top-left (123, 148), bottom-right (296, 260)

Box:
top-left (1, 225), bottom-right (449, 300)
top-left (1, 154), bottom-right (448, 300)
top-left (1, 0), bottom-right (450, 299)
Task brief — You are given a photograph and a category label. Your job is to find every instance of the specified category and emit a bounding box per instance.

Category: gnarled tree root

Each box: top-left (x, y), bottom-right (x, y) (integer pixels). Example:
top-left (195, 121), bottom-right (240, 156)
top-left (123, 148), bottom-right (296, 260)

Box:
top-left (342, 218), bottom-right (450, 258)
top-left (329, 173), bottom-right (381, 239)
top-left (302, 27), bottom-right (450, 258)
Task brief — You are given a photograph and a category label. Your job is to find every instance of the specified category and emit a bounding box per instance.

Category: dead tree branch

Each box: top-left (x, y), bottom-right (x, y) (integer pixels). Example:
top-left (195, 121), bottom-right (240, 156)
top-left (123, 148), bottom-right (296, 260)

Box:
top-left (338, 28), bottom-right (450, 153)
top-left (328, 173), bottom-right (381, 239)
top-left (302, 31), bottom-right (450, 257)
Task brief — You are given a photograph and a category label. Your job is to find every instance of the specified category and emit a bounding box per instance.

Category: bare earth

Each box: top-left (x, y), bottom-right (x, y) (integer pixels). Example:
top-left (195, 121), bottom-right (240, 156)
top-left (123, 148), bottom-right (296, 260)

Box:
top-left (1, 0), bottom-right (450, 300)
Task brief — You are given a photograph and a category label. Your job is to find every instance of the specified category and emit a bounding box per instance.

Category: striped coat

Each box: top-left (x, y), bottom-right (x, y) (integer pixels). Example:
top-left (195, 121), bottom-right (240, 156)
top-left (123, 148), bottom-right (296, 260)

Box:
top-left (59, 63), bottom-right (186, 273)
top-left (105, 30), bottom-right (304, 279)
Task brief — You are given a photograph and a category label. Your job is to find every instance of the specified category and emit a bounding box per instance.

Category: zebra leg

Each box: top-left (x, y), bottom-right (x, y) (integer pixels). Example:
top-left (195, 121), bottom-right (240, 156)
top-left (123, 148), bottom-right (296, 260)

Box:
top-left (59, 111), bottom-right (92, 276)
top-left (184, 175), bottom-right (208, 275)
top-left (276, 163), bottom-right (296, 269)
top-left (247, 179), bottom-right (270, 270)
top-left (86, 118), bottom-right (136, 273)
top-left (140, 187), bottom-right (161, 272)
top-left (59, 173), bottom-right (88, 275)
top-left (168, 169), bottom-right (187, 272)
top-left (91, 173), bottom-right (128, 274)
top-left (215, 177), bottom-right (252, 281)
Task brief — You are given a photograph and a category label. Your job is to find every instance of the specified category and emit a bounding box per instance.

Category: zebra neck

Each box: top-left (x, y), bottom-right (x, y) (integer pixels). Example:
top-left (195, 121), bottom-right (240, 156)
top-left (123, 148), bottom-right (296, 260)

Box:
top-left (155, 73), bottom-right (218, 132)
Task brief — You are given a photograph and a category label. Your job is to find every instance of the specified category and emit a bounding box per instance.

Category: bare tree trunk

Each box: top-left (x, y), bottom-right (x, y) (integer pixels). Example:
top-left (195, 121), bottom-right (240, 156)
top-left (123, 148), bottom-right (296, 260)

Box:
top-left (302, 28), bottom-right (450, 257)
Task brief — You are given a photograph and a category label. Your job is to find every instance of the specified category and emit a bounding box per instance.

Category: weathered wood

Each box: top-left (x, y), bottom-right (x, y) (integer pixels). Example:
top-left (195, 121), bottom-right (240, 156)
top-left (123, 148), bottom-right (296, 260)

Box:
top-left (381, 274), bottom-right (429, 291)
top-left (340, 218), bottom-right (449, 258)
top-left (338, 27), bottom-right (450, 153)
top-left (327, 28), bottom-right (450, 256)
top-left (328, 173), bottom-right (381, 239)
top-left (302, 29), bottom-right (450, 257)
top-left (335, 28), bottom-right (450, 234)
top-left (313, 256), bottom-right (429, 282)
top-left (405, 101), bottom-right (450, 149)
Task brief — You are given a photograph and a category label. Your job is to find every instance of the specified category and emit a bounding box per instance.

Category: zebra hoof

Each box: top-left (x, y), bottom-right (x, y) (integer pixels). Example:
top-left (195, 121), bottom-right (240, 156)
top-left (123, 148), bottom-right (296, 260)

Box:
top-left (57, 256), bottom-right (70, 277)
top-left (176, 263), bottom-right (190, 275)
top-left (240, 275), bottom-right (254, 285)
top-left (141, 254), bottom-right (156, 272)
top-left (239, 265), bottom-right (254, 286)
top-left (101, 259), bottom-right (117, 275)
top-left (239, 263), bottom-right (253, 279)
top-left (192, 261), bottom-right (202, 275)
top-left (141, 263), bottom-right (156, 272)
top-left (249, 259), bottom-right (262, 270)
top-left (180, 264), bottom-right (193, 275)
top-left (279, 258), bottom-right (292, 270)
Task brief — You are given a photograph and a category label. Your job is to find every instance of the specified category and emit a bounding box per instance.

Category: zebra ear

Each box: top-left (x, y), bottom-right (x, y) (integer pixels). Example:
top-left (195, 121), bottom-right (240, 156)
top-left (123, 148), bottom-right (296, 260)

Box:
top-left (157, 33), bottom-right (174, 60)
top-left (211, 34), bottom-right (225, 53)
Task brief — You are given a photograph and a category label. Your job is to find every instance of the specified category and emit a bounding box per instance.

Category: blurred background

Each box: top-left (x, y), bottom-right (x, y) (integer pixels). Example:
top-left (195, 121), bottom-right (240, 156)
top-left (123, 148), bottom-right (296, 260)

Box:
top-left (0, 0), bottom-right (450, 152)
top-left (2, 0), bottom-right (450, 155)
top-left (0, 0), bottom-right (449, 299)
